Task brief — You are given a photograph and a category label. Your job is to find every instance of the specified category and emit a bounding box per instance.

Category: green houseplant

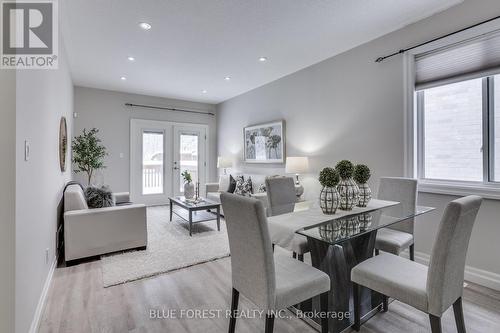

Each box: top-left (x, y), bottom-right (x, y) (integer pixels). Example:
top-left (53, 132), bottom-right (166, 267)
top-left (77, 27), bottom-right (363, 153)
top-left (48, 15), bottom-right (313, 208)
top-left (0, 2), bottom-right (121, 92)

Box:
top-left (335, 160), bottom-right (360, 210)
top-left (181, 170), bottom-right (195, 199)
top-left (72, 128), bottom-right (107, 185)
top-left (318, 167), bottom-right (340, 214)
top-left (353, 164), bottom-right (372, 207)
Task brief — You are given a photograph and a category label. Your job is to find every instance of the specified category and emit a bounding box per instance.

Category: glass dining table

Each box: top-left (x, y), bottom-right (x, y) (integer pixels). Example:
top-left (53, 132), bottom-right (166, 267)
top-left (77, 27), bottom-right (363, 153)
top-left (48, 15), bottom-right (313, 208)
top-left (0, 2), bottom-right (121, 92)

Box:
top-left (287, 203), bottom-right (435, 333)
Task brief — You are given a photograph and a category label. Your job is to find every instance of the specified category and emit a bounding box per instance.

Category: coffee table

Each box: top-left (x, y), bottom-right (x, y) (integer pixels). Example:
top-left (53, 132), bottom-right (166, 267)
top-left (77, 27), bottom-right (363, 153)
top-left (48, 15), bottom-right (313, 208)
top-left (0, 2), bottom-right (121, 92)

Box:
top-left (169, 196), bottom-right (221, 236)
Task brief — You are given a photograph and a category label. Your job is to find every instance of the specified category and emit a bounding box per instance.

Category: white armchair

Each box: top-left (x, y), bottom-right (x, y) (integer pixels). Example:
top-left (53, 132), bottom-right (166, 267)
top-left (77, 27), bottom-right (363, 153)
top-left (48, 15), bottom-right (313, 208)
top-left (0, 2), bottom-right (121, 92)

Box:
top-left (63, 184), bottom-right (147, 262)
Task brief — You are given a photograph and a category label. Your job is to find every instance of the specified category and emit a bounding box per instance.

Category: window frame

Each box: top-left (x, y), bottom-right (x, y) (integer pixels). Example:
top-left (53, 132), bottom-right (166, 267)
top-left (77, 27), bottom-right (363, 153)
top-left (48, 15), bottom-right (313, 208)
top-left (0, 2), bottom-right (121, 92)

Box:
top-left (403, 20), bottom-right (500, 199)
top-left (413, 76), bottom-right (500, 198)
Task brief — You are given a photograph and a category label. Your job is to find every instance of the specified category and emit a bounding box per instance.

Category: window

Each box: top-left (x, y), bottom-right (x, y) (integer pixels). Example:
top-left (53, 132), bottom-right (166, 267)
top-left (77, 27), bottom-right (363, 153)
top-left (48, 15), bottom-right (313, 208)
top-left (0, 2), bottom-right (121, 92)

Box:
top-left (142, 131), bottom-right (164, 195)
top-left (417, 75), bottom-right (500, 185)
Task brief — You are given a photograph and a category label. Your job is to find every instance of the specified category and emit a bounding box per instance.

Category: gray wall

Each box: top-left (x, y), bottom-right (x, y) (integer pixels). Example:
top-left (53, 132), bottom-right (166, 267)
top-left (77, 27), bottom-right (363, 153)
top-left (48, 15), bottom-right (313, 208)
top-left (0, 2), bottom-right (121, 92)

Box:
top-left (73, 87), bottom-right (217, 192)
top-left (15, 43), bottom-right (74, 333)
top-left (0, 70), bottom-right (16, 333)
top-left (217, 0), bottom-right (500, 280)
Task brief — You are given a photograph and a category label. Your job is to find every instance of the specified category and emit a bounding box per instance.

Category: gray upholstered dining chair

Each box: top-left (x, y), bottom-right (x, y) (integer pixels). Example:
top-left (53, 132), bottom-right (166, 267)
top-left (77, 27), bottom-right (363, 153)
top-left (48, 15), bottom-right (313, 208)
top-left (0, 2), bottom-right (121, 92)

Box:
top-left (351, 195), bottom-right (482, 333)
top-left (220, 193), bottom-right (330, 333)
top-left (265, 177), bottom-right (309, 261)
top-left (375, 177), bottom-right (418, 260)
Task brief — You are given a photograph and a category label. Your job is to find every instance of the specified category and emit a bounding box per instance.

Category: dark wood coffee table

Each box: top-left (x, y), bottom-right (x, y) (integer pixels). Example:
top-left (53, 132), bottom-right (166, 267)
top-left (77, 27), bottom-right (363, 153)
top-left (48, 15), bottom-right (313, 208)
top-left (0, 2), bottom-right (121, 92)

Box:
top-left (168, 196), bottom-right (221, 236)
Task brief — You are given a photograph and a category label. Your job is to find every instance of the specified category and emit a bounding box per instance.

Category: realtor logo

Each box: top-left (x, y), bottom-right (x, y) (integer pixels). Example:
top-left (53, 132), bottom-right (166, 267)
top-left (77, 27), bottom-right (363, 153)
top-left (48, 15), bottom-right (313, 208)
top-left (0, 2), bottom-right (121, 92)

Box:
top-left (1, 0), bottom-right (58, 69)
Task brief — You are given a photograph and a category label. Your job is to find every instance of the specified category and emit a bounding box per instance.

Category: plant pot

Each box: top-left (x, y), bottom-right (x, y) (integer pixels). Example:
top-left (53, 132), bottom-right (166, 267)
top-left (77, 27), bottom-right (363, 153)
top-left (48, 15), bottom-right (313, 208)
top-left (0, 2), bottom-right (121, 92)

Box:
top-left (357, 183), bottom-right (372, 207)
top-left (337, 178), bottom-right (359, 210)
top-left (319, 186), bottom-right (340, 215)
top-left (184, 182), bottom-right (195, 199)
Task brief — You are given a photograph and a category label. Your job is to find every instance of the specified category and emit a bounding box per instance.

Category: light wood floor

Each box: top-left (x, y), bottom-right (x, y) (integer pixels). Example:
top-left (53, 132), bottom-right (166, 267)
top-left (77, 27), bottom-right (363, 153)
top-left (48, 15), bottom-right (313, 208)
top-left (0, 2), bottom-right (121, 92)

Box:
top-left (39, 252), bottom-right (500, 333)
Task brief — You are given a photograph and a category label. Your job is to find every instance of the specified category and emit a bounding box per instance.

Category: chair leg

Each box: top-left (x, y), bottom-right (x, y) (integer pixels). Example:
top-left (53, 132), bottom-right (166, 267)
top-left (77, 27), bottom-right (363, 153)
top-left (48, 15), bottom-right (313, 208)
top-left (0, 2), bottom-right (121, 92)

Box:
top-left (265, 313), bottom-right (275, 333)
top-left (292, 252), bottom-right (297, 259)
top-left (352, 282), bottom-right (361, 331)
top-left (382, 295), bottom-right (388, 312)
top-left (297, 254), bottom-right (304, 262)
top-left (320, 292), bottom-right (329, 333)
top-left (409, 244), bottom-right (415, 261)
top-left (429, 314), bottom-right (442, 333)
top-left (229, 288), bottom-right (239, 333)
top-left (453, 297), bottom-right (466, 333)
top-left (375, 249), bottom-right (380, 256)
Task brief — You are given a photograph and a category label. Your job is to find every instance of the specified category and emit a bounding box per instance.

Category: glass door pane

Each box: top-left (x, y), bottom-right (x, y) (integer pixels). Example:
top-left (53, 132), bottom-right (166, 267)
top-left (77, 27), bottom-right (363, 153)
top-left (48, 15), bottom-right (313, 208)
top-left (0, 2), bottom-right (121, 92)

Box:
top-left (142, 131), bottom-right (164, 195)
top-left (178, 133), bottom-right (199, 192)
top-left (494, 75), bottom-right (500, 181)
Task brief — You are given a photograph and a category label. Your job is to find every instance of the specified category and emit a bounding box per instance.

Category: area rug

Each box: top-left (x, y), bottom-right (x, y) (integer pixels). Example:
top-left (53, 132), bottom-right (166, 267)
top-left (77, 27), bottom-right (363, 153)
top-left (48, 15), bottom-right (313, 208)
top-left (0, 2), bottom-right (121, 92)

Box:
top-left (101, 205), bottom-right (230, 287)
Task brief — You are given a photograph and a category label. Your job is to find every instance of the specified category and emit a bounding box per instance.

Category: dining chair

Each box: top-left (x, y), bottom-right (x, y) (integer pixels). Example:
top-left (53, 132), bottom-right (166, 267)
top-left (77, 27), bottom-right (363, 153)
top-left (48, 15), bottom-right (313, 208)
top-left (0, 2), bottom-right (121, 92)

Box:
top-left (220, 193), bottom-right (330, 333)
top-left (266, 177), bottom-right (309, 261)
top-left (351, 195), bottom-right (482, 333)
top-left (375, 177), bottom-right (418, 260)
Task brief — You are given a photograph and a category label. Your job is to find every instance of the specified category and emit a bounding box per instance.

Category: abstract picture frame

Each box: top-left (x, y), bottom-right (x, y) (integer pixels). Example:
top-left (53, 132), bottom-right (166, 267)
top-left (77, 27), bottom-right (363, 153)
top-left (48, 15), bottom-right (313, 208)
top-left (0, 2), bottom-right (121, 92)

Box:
top-left (243, 120), bottom-right (285, 163)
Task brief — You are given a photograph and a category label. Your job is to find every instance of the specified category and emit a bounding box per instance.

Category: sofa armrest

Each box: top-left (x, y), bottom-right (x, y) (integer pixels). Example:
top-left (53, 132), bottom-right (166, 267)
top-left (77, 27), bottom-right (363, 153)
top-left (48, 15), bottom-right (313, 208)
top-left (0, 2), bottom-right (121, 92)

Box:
top-left (64, 204), bottom-right (147, 261)
top-left (113, 192), bottom-right (130, 204)
top-left (206, 182), bottom-right (219, 193)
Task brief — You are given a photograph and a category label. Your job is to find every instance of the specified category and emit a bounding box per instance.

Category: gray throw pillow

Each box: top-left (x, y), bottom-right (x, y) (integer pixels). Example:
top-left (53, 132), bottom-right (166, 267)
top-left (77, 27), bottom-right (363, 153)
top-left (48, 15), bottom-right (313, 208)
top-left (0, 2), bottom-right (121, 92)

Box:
top-left (85, 186), bottom-right (116, 208)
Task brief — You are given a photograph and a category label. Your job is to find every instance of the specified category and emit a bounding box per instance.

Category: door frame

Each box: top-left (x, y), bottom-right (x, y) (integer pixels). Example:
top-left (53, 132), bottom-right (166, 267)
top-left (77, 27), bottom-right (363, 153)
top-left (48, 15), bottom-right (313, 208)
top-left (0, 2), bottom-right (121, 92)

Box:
top-left (130, 119), bottom-right (210, 205)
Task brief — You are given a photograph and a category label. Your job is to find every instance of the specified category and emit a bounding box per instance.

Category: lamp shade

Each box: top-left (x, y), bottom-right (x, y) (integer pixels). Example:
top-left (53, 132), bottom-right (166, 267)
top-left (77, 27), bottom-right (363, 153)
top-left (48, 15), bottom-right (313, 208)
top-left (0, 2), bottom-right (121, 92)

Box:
top-left (217, 157), bottom-right (232, 168)
top-left (285, 157), bottom-right (309, 174)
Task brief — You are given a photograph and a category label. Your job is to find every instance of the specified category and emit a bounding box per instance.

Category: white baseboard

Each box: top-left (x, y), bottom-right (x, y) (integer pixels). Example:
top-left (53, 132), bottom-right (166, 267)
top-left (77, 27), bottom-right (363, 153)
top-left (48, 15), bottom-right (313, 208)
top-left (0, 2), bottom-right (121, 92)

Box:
top-left (402, 250), bottom-right (500, 291)
top-left (29, 257), bottom-right (57, 333)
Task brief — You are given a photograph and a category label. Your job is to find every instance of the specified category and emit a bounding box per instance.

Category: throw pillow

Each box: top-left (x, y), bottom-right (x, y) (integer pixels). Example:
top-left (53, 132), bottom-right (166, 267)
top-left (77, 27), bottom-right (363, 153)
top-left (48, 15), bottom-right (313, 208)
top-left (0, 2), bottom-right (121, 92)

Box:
top-left (227, 175), bottom-right (237, 193)
top-left (258, 183), bottom-right (266, 193)
top-left (85, 185), bottom-right (116, 208)
top-left (234, 176), bottom-right (253, 197)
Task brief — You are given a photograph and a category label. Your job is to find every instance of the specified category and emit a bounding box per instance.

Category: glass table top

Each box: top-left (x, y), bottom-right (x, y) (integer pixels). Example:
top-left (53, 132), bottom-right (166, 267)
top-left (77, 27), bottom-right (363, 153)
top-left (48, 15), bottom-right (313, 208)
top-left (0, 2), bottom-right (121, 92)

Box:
top-left (297, 205), bottom-right (434, 245)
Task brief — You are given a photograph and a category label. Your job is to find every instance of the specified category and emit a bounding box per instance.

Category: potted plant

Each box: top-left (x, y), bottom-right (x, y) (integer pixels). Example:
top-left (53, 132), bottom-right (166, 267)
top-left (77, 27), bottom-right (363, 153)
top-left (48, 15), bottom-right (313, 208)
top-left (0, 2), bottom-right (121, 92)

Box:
top-left (354, 164), bottom-right (371, 207)
top-left (181, 170), bottom-right (195, 199)
top-left (72, 128), bottom-right (107, 185)
top-left (335, 160), bottom-right (360, 210)
top-left (318, 167), bottom-right (340, 214)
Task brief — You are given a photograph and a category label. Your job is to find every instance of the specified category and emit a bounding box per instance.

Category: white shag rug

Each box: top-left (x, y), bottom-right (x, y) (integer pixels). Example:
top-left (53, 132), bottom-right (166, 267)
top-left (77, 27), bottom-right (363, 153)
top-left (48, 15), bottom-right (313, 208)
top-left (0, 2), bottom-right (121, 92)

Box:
top-left (101, 205), bottom-right (230, 287)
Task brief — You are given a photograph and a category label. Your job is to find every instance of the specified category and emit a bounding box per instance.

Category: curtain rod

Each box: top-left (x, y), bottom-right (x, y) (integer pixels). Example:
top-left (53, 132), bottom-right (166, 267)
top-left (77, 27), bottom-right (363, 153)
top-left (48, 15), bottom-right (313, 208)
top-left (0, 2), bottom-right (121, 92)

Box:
top-left (375, 15), bottom-right (500, 63)
top-left (125, 103), bottom-right (215, 116)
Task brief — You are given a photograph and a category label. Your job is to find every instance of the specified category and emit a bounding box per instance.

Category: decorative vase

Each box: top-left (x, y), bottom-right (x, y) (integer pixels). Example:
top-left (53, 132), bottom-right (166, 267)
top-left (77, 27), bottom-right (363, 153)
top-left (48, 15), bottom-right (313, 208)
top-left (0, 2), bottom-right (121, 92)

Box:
top-left (184, 182), bottom-right (195, 199)
top-left (357, 183), bottom-right (372, 207)
top-left (319, 186), bottom-right (340, 215)
top-left (337, 178), bottom-right (359, 210)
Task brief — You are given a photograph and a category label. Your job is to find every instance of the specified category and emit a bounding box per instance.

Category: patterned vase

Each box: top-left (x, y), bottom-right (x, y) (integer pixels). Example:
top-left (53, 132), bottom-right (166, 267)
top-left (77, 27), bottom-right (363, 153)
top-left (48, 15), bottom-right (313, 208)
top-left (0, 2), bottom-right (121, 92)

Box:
top-left (319, 186), bottom-right (340, 215)
top-left (184, 182), bottom-right (195, 199)
top-left (337, 178), bottom-right (359, 210)
top-left (357, 183), bottom-right (372, 207)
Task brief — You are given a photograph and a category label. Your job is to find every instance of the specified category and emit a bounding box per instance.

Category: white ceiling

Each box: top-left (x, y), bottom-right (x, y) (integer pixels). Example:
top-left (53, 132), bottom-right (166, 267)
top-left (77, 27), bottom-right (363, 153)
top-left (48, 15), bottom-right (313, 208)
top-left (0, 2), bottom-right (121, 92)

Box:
top-left (61, 0), bottom-right (462, 104)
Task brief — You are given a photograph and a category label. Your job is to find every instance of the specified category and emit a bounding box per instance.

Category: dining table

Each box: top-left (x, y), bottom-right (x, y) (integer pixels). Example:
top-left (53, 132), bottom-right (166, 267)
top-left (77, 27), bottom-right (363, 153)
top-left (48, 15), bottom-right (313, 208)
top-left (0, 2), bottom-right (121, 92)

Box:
top-left (267, 199), bottom-right (435, 333)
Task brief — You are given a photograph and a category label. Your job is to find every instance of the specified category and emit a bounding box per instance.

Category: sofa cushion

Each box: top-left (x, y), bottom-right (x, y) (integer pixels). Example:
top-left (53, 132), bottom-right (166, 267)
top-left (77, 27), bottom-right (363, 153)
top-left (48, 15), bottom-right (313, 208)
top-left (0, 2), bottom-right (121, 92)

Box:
top-left (64, 184), bottom-right (89, 212)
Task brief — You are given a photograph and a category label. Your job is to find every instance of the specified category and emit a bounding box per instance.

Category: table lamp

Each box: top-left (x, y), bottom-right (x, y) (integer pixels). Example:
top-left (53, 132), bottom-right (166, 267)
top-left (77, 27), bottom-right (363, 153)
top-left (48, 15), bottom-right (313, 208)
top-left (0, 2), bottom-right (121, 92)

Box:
top-left (217, 157), bottom-right (233, 175)
top-left (285, 156), bottom-right (309, 197)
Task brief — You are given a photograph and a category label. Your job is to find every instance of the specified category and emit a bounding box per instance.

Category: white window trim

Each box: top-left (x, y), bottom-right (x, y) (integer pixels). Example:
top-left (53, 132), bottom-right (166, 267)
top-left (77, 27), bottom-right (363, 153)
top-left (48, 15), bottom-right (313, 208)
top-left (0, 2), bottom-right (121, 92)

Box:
top-left (404, 18), bottom-right (500, 200)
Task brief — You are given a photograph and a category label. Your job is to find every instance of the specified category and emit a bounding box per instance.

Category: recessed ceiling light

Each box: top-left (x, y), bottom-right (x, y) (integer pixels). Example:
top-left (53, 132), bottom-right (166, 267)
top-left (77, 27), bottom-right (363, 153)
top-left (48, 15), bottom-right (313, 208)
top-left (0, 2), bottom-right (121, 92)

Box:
top-left (127, 56), bottom-right (135, 61)
top-left (120, 76), bottom-right (127, 81)
top-left (202, 89), bottom-right (207, 94)
top-left (139, 22), bottom-right (152, 30)
top-left (259, 57), bottom-right (268, 62)
top-left (224, 76), bottom-right (231, 81)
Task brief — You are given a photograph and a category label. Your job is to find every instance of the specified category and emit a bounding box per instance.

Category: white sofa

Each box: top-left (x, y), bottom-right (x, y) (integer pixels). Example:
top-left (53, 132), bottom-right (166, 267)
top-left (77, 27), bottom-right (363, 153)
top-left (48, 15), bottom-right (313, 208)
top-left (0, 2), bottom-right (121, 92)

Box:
top-left (63, 184), bottom-right (147, 262)
top-left (206, 174), bottom-right (271, 215)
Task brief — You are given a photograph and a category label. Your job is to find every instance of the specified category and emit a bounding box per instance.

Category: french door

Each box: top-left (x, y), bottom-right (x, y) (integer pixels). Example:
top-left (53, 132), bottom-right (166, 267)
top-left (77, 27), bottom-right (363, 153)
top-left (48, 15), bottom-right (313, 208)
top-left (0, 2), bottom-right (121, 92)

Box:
top-left (130, 119), bottom-right (208, 205)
